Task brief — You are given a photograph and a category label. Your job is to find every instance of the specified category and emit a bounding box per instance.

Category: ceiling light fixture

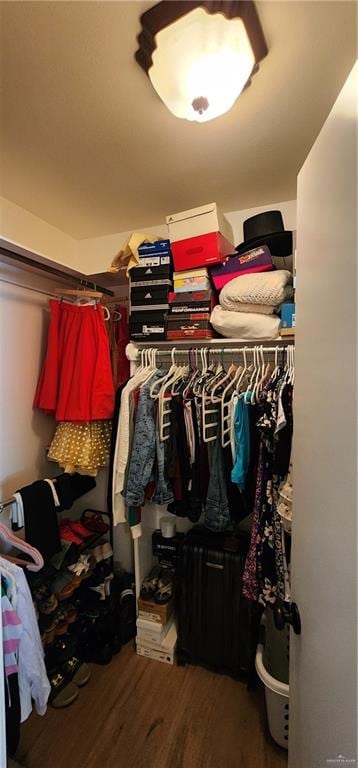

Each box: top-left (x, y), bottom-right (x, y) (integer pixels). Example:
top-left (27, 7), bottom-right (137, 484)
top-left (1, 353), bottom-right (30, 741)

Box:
top-left (135, 1), bottom-right (268, 123)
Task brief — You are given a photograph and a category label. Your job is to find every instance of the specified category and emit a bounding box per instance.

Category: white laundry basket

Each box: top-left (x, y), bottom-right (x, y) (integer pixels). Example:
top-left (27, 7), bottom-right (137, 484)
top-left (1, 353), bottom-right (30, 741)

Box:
top-left (255, 609), bottom-right (290, 749)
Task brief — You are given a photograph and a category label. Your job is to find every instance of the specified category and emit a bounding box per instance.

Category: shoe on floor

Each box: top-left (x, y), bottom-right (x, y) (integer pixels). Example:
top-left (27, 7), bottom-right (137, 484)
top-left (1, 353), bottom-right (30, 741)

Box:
top-left (49, 669), bottom-right (79, 708)
top-left (62, 656), bottom-right (91, 687)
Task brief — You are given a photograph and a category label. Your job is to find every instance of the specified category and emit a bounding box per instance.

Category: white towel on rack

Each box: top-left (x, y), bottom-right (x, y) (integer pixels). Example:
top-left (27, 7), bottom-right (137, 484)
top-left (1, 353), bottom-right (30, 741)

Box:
top-left (210, 306), bottom-right (280, 340)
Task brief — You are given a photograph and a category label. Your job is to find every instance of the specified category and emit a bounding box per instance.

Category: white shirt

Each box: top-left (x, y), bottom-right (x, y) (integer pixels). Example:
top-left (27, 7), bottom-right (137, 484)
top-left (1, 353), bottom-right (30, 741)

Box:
top-left (0, 558), bottom-right (50, 721)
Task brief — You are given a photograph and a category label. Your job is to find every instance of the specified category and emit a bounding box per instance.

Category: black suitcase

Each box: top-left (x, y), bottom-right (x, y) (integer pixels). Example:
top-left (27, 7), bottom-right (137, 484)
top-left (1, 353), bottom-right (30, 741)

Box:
top-left (176, 526), bottom-right (260, 680)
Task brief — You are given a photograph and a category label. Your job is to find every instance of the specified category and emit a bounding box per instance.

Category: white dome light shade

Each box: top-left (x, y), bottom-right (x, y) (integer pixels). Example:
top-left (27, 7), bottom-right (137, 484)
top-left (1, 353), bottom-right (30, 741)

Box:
top-left (149, 8), bottom-right (256, 122)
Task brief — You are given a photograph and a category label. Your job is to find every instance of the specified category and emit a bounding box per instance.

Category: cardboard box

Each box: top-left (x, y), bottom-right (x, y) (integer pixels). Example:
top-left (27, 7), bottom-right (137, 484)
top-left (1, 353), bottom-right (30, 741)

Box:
top-left (130, 265), bottom-right (172, 284)
top-left (152, 530), bottom-right (184, 563)
top-left (168, 290), bottom-right (217, 315)
top-left (137, 596), bottom-right (174, 625)
top-left (280, 303), bottom-right (296, 329)
top-left (136, 621), bottom-right (177, 664)
top-left (130, 284), bottom-right (171, 312)
top-left (173, 267), bottom-right (211, 293)
top-left (138, 239), bottom-right (171, 257)
top-left (171, 232), bottom-right (233, 272)
top-left (136, 616), bottom-right (174, 648)
top-left (209, 245), bottom-right (273, 291)
top-left (129, 311), bottom-right (166, 341)
top-left (166, 315), bottom-right (211, 330)
top-left (167, 329), bottom-right (214, 340)
top-left (136, 644), bottom-right (175, 665)
top-left (166, 203), bottom-right (233, 244)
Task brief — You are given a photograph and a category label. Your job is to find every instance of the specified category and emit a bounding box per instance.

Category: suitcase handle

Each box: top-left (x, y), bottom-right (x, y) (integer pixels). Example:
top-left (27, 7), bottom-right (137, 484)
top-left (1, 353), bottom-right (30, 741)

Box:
top-left (206, 562), bottom-right (224, 570)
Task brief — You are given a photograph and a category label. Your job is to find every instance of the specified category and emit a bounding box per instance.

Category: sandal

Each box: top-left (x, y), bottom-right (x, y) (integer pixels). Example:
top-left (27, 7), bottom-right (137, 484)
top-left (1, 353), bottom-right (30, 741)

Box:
top-left (39, 614), bottom-right (57, 645)
top-left (52, 607), bottom-right (70, 636)
top-left (49, 670), bottom-right (79, 708)
top-left (154, 569), bottom-right (173, 604)
top-left (33, 585), bottom-right (58, 615)
top-left (50, 571), bottom-right (78, 602)
top-left (62, 656), bottom-right (91, 687)
top-left (81, 510), bottom-right (109, 534)
top-left (140, 565), bottom-right (162, 598)
top-left (61, 601), bottom-right (78, 624)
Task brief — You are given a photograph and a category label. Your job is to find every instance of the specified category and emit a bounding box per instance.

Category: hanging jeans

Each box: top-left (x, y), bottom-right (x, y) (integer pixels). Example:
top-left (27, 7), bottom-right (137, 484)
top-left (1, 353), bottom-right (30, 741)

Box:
top-left (124, 373), bottom-right (162, 507)
top-left (152, 420), bottom-right (174, 506)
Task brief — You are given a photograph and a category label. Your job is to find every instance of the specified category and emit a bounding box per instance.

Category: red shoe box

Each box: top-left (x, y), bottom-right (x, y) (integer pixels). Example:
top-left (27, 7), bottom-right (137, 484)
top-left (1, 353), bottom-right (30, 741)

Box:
top-left (167, 329), bottom-right (214, 340)
top-left (166, 315), bottom-right (214, 340)
top-left (171, 232), bottom-right (234, 272)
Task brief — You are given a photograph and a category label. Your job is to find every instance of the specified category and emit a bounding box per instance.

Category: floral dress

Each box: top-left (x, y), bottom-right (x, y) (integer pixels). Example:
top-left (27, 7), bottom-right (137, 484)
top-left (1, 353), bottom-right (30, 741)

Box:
top-left (242, 374), bottom-right (290, 606)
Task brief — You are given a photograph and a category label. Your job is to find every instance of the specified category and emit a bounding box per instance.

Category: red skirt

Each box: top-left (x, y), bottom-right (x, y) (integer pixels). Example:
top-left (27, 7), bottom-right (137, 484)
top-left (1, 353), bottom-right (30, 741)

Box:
top-left (34, 300), bottom-right (114, 421)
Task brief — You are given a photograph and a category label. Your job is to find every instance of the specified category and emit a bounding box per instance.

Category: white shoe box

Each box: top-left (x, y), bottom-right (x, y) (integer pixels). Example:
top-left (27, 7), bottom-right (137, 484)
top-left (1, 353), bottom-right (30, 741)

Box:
top-left (136, 615), bottom-right (173, 648)
top-left (136, 620), bottom-right (177, 664)
top-left (166, 202), bottom-right (234, 245)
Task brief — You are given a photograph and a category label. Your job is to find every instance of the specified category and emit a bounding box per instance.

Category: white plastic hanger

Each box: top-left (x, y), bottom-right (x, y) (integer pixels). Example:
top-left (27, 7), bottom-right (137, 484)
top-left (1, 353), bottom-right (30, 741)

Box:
top-left (0, 522), bottom-right (44, 572)
top-left (244, 347), bottom-right (259, 404)
top-left (150, 347), bottom-right (177, 399)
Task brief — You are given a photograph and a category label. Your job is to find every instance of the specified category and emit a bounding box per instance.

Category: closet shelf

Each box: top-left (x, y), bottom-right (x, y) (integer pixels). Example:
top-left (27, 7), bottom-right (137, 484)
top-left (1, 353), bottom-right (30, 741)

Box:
top-left (87, 269), bottom-right (128, 290)
top-left (133, 337), bottom-right (294, 348)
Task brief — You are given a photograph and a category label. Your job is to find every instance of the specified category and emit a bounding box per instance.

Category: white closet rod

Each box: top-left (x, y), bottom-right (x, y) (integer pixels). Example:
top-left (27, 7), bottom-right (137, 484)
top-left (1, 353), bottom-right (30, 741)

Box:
top-left (132, 345), bottom-right (293, 358)
top-left (0, 275), bottom-right (57, 299)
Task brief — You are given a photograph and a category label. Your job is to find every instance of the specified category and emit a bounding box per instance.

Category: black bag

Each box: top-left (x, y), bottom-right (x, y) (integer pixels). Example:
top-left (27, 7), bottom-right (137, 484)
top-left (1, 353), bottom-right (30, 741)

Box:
top-left (176, 526), bottom-right (261, 681)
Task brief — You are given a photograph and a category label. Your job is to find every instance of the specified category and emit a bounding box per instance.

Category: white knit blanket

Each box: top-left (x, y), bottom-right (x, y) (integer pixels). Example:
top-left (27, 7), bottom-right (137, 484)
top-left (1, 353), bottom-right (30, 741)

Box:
top-left (220, 270), bottom-right (293, 311)
top-left (210, 306), bottom-right (280, 340)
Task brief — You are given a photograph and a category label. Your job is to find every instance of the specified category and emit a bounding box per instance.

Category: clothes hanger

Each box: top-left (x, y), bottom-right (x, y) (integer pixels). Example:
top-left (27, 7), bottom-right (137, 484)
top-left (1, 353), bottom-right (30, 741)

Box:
top-left (221, 347), bottom-right (251, 447)
top-left (53, 287), bottom-right (104, 300)
top-left (244, 347), bottom-right (259, 404)
top-left (0, 522), bottom-right (44, 572)
top-left (210, 353), bottom-right (237, 404)
top-left (150, 347), bottom-right (177, 399)
top-left (182, 349), bottom-right (199, 398)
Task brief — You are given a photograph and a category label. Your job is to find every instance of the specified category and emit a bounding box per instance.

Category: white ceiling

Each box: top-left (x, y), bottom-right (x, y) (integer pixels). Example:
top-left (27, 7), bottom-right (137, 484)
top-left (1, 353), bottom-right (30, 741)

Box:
top-left (0, 1), bottom-right (356, 239)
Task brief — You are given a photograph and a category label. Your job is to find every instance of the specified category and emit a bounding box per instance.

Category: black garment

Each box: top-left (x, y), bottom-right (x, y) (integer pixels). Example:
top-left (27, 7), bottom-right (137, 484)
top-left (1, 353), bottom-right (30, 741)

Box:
top-left (275, 384), bottom-right (293, 479)
top-left (167, 396), bottom-right (191, 518)
top-left (107, 384), bottom-right (125, 518)
top-left (55, 473), bottom-right (96, 511)
top-left (15, 480), bottom-right (61, 561)
top-left (5, 673), bottom-right (21, 756)
top-left (187, 398), bottom-right (203, 523)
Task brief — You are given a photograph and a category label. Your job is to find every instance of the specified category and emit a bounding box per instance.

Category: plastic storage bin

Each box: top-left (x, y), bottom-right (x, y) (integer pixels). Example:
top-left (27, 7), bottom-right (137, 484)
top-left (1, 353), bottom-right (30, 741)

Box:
top-left (255, 610), bottom-right (290, 749)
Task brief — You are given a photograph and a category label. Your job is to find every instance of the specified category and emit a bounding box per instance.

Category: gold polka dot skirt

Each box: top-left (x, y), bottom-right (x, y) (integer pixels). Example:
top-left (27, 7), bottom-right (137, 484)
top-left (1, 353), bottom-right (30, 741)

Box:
top-left (48, 420), bottom-right (112, 476)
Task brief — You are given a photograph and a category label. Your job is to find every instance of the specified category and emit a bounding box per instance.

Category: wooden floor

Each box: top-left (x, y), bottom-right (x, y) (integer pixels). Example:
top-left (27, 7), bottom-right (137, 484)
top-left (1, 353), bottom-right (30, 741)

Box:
top-left (17, 644), bottom-right (287, 768)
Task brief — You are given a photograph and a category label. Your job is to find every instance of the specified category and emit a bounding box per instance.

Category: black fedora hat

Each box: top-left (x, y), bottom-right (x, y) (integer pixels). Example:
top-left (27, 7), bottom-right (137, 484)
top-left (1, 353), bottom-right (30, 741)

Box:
top-left (236, 210), bottom-right (293, 257)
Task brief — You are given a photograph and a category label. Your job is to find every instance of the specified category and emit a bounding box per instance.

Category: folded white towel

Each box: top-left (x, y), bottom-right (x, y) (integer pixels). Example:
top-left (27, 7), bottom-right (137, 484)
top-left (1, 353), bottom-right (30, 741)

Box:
top-left (220, 269), bottom-right (293, 311)
top-left (210, 305), bottom-right (280, 340)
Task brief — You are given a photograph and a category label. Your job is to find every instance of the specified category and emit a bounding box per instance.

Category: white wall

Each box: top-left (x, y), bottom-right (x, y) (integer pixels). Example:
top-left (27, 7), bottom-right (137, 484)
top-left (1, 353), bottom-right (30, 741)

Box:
top-left (1, 194), bottom-right (296, 276)
top-left (78, 199), bottom-right (297, 274)
top-left (0, 263), bottom-right (56, 500)
top-left (289, 62), bottom-right (357, 768)
top-left (0, 260), bottom-right (133, 569)
top-left (0, 196), bottom-right (81, 270)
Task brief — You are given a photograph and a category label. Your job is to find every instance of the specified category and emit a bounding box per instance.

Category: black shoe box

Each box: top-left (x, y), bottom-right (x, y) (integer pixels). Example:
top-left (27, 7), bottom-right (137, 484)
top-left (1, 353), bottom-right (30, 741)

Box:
top-left (129, 311), bottom-right (166, 341)
top-left (130, 284), bottom-right (171, 312)
top-left (152, 529), bottom-right (185, 564)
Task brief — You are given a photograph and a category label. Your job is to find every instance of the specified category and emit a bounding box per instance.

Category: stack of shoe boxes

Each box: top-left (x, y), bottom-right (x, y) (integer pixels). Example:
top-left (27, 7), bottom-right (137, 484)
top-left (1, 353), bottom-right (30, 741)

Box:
top-left (136, 597), bottom-right (176, 664)
top-left (136, 531), bottom-right (183, 664)
top-left (129, 239), bottom-right (172, 342)
top-left (165, 203), bottom-right (235, 340)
